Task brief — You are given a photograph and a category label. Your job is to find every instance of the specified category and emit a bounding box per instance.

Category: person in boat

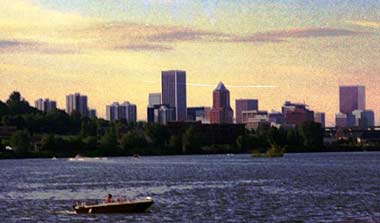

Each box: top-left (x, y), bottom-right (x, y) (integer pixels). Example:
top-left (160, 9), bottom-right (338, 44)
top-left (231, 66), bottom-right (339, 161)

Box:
top-left (105, 194), bottom-right (113, 203)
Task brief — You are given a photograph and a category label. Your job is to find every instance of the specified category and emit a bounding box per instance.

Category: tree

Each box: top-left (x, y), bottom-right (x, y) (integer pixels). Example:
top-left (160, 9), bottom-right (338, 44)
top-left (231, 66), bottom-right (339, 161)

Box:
top-left (145, 123), bottom-right (170, 148)
top-left (40, 134), bottom-right (56, 151)
top-left (81, 118), bottom-right (98, 137)
top-left (100, 125), bottom-right (118, 154)
top-left (169, 135), bottom-right (182, 154)
top-left (120, 131), bottom-right (147, 153)
top-left (0, 101), bottom-right (9, 119)
top-left (286, 128), bottom-right (300, 146)
top-left (82, 136), bottom-right (98, 150)
top-left (298, 121), bottom-right (323, 151)
top-left (44, 110), bottom-right (71, 134)
top-left (10, 130), bottom-right (31, 154)
top-left (6, 91), bottom-right (37, 115)
top-left (182, 126), bottom-right (202, 154)
top-left (236, 134), bottom-right (259, 152)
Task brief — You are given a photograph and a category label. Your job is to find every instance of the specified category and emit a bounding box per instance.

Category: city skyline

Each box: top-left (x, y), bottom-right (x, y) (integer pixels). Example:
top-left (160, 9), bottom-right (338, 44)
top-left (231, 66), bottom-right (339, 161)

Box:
top-left (1, 1), bottom-right (380, 126)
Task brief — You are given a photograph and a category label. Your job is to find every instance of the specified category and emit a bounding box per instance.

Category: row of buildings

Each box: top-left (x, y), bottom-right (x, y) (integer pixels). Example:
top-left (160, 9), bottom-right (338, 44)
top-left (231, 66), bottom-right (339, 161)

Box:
top-left (33, 70), bottom-right (374, 130)
top-left (35, 94), bottom-right (98, 119)
top-left (145, 71), bottom-right (325, 129)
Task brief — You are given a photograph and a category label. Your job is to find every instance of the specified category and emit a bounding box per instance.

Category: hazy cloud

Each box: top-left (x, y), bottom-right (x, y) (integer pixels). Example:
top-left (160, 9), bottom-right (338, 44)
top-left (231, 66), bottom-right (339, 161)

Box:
top-left (114, 44), bottom-right (173, 52)
top-left (227, 27), bottom-right (364, 43)
top-left (347, 20), bottom-right (380, 29)
top-left (0, 40), bottom-right (79, 54)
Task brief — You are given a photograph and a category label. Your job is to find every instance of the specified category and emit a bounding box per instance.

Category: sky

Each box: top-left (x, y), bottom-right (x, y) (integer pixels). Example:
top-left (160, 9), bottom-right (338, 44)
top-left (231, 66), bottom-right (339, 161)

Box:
top-left (0, 0), bottom-right (380, 126)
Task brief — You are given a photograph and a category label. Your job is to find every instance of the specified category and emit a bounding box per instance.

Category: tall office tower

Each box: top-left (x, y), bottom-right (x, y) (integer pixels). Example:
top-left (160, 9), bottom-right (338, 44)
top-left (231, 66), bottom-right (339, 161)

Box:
top-left (35, 98), bottom-right (57, 112)
top-left (339, 85), bottom-right (365, 114)
top-left (66, 93), bottom-right (88, 117)
top-left (122, 101), bottom-right (137, 122)
top-left (352, 109), bottom-right (375, 128)
top-left (106, 102), bottom-right (137, 122)
top-left (282, 101), bottom-right (314, 126)
top-left (314, 112), bottom-right (326, 128)
top-left (147, 93), bottom-right (161, 123)
top-left (161, 70), bottom-right (187, 121)
top-left (210, 82), bottom-right (234, 124)
top-left (235, 99), bottom-right (259, 123)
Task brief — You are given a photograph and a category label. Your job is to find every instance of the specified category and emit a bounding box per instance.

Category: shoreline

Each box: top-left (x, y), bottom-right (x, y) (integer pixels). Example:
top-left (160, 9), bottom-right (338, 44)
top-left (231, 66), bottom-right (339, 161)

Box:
top-left (2, 148), bottom-right (380, 160)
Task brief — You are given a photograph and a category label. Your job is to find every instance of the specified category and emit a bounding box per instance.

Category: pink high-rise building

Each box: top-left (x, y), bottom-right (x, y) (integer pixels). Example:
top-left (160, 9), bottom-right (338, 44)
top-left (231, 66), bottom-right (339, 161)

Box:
top-left (339, 85), bottom-right (365, 114)
top-left (210, 82), bottom-right (233, 124)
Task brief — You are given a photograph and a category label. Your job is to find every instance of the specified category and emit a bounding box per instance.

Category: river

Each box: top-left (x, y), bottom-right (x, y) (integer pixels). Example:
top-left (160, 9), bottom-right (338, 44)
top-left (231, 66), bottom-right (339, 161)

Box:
top-left (0, 152), bottom-right (379, 222)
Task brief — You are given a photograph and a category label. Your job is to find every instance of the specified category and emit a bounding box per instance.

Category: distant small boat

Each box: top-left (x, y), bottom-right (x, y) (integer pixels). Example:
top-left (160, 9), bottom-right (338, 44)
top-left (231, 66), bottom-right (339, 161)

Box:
top-left (73, 197), bottom-right (154, 214)
top-left (68, 155), bottom-right (108, 162)
top-left (68, 154), bottom-right (86, 161)
top-left (132, 153), bottom-right (140, 160)
top-left (51, 157), bottom-right (57, 160)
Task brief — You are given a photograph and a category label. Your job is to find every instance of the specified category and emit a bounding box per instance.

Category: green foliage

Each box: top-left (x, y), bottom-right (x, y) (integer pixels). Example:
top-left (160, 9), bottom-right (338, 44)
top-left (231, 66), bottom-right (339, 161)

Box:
top-left (100, 125), bottom-right (118, 154)
top-left (169, 135), bottom-right (182, 154)
top-left (236, 134), bottom-right (259, 152)
top-left (82, 136), bottom-right (98, 150)
top-left (40, 134), bottom-right (56, 151)
top-left (6, 91), bottom-right (38, 115)
top-left (145, 123), bottom-right (170, 148)
top-left (121, 131), bottom-right (147, 153)
top-left (266, 144), bottom-right (285, 157)
top-left (298, 121), bottom-right (323, 150)
top-left (182, 126), bottom-right (203, 154)
top-left (81, 118), bottom-right (98, 137)
top-left (10, 130), bottom-right (31, 154)
top-left (0, 101), bottom-right (9, 119)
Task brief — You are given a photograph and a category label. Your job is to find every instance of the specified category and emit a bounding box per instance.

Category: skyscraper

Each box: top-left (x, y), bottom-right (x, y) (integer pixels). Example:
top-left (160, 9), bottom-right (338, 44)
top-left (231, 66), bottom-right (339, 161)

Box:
top-left (235, 99), bottom-right (259, 123)
top-left (352, 109), bottom-right (375, 128)
top-left (106, 102), bottom-right (137, 122)
top-left (35, 98), bottom-right (57, 112)
top-left (339, 85), bottom-right (365, 114)
top-left (147, 93), bottom-right (161, 123)
top-left (66, 93), bottom-right (88, 117)
top-left (161, 70), bottom-right (187, 121)
top-left (210, 82), bottom-right (233, 124)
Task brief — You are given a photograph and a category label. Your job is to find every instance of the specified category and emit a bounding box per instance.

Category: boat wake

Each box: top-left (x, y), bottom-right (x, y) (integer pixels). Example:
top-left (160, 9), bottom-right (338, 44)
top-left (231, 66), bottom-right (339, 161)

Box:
top-left (50, 210), bottom-right (77, 215)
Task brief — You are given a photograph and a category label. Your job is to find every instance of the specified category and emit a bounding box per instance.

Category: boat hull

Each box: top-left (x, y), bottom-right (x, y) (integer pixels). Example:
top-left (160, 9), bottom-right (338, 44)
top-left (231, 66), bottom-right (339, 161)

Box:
top-left (74, 199), bottom-right (154, 214)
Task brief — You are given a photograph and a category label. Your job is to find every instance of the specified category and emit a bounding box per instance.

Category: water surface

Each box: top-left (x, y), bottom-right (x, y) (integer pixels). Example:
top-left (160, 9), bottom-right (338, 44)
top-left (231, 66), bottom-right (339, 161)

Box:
top-left (0, 153), bottom-right (379, 222)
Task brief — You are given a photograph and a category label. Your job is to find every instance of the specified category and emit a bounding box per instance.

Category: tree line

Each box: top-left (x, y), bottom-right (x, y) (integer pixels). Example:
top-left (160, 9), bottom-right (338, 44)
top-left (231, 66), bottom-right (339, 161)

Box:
top-left (0, 91), bottom-right (324, 158)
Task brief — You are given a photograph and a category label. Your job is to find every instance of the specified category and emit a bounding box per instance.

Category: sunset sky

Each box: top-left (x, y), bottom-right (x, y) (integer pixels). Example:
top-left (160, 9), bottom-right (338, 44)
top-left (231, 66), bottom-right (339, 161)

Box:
top-left (1, 0), bottom-right (380, 126)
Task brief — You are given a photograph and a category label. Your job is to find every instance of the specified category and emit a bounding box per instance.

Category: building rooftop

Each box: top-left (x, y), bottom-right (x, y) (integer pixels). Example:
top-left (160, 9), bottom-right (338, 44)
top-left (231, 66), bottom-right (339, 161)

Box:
top-left (215, 82), bottom-right (228, 91)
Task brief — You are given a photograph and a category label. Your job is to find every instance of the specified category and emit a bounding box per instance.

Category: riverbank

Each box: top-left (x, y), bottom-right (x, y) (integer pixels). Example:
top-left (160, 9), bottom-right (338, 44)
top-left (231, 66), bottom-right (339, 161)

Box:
top-left (2, 146), bottom-right (380, 159)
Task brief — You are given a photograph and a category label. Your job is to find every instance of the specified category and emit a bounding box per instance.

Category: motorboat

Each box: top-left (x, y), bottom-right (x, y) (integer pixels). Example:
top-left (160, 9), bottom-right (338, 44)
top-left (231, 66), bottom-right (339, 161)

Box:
top-left (73, 197), bottom-right (154, 214)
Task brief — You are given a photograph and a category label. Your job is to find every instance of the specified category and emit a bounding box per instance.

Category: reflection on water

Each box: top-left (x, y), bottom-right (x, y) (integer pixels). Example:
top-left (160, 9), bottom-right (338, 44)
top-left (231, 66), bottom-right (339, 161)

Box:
top-left (0, 153), bottom-right (380, 222)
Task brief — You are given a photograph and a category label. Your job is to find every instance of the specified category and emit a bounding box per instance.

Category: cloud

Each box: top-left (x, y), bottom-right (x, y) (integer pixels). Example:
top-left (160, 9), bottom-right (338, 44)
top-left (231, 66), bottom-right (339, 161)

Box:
top-left (227, 27), bottom-right (364, 43)
top-left (0, 40), bottom-right (79, 54)
top-left (347, 20), bottom-right (380, 29)
top-left (146, 29), bottom-right (228, 42)
top-left (114, 44), bottom-right (173, 52)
